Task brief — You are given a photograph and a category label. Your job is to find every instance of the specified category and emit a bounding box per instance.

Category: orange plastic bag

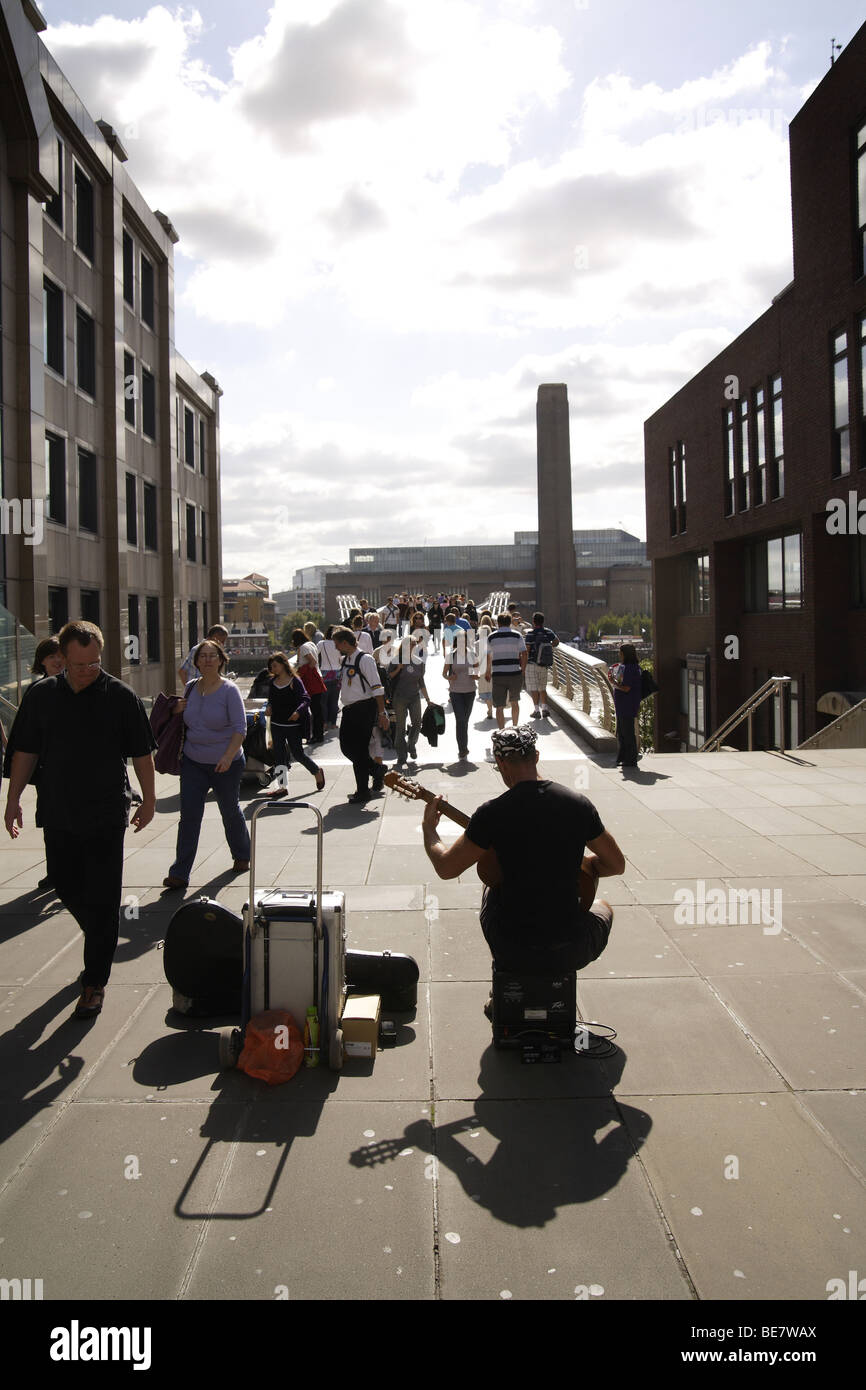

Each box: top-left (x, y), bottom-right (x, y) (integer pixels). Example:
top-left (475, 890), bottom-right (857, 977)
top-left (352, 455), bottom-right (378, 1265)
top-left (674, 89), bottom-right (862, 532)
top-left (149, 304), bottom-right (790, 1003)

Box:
top-left (237, 1009), bottom-right (304, 1085)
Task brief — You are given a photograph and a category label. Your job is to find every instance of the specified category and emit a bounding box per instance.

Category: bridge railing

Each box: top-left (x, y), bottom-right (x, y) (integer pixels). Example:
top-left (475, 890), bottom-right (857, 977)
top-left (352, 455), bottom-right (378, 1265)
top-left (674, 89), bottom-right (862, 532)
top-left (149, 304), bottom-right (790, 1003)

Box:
top-left (548, 641), bottom-right (616, 733)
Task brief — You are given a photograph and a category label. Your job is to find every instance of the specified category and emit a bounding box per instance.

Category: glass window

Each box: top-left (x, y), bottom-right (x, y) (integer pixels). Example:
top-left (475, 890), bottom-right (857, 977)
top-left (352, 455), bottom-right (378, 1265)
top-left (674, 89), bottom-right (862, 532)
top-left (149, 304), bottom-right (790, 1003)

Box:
top-left (688, 553), bottom-right (710, 614)
top-left (754, 386), bottom-right (766, 505)
top-left (200, 509), bottom-right (207, 565)
top-left (767, 537), bottom-right (784, 610)
top-left (859, 316), bottom-right (865, 470)
top-left (746, 532), bottom-right (802, 612)
top-left (783, 533), bottom-right (802, 608)
top-left (43, 278), bottom-right (64, 375)
top-left (724, 408), bottom-right (735, 515)
top-left (738, 398), bottom-right (750, 510)
top-left (188, 600), bottom-right (198, 649)
top-left (770, 374), bottom-right (784, 498)
top-left (78, 448), bottom-right (97, 533)
top-left (143, 483), bottom-right (157, 550)
top-left (124, 351), bottom-right (136, 426)
top-left (858, 121), bottom-right (866, 278)
top-left (833, 330), bottom-right (850, 476)
top-left (75, 307), bottom-right (96, 397)
top-left (80, 589), bottom-right (100, 625)
top-left (142, 369), bottom-right (156, 439)
top-left (140, 254), bottom-right (155, 329)
top-left (45, 139), bottom-right (63, 228)
top-left (687, 666), bottom-right (706, 750)
top-left (186, 504), bottom-right (196, 562)
top-left (126, 473), bottom-right (137, 545)
top-left (184, 406), bottom-right (195, 468)
top-left (123, 230), bottom-right (135, 307)
top-left (146, 596), bottom-right (160, 663)
top-left (48, 586), bottom-right (68, 633)
top-left (74, 164), bottom-right (94, 261)
top-left (199, 418), bottom-right (206, 475)
top-left (45, 433), bottom-right (66, 525)
top-left (128, 594), bottom-right (140, 665)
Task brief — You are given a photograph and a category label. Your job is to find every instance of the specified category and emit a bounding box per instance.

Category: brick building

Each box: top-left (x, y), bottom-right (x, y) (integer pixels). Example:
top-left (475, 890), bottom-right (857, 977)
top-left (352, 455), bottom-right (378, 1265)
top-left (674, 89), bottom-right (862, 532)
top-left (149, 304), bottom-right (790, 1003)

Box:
top-left (644, 21), bottom-right (866, 750)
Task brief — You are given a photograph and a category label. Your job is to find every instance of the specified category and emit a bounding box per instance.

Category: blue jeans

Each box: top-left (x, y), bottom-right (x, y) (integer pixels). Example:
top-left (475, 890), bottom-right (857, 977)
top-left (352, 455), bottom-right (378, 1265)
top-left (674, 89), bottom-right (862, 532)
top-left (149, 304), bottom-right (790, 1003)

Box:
top-left (170, 755), bottom-right (251, 882)
top-left (450, 690), bottom-right (474, 754)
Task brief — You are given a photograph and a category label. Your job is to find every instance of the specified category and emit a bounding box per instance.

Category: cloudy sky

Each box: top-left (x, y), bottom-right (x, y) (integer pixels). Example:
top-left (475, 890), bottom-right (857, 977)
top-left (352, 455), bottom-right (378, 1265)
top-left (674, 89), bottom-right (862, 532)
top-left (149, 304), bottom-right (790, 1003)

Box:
top-left (41, 0), bottom-right (866, 590)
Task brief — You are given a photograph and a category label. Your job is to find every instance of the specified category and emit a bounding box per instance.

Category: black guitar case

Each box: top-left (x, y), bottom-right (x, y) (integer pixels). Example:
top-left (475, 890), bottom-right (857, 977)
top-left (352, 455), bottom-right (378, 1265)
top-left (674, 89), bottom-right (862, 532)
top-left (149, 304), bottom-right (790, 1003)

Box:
top-left (163, 896), bottom-right (244, 1017)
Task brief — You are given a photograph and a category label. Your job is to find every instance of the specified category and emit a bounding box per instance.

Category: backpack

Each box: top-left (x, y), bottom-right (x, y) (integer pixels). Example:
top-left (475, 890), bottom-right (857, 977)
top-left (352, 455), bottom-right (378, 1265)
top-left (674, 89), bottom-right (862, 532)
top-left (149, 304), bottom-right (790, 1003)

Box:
top-left (640, 669), bottom-right (659, 701)
top-left (340, 653), bottom-right (371, 694)
top-left (531, 629), bottom-right (555, 667)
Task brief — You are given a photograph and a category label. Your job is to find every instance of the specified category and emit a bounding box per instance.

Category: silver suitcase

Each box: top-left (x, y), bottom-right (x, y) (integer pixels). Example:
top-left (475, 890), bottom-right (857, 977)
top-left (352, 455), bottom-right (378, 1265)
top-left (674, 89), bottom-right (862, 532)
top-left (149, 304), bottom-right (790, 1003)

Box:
top-left (219, 801), bottom-right (347, 1071)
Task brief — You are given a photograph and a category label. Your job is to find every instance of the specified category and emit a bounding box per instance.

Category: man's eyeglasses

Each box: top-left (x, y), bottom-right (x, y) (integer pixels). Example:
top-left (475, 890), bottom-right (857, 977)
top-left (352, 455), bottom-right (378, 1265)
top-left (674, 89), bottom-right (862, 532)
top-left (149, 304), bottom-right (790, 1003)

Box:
top-left (68, 660), bottom-right (101, 671)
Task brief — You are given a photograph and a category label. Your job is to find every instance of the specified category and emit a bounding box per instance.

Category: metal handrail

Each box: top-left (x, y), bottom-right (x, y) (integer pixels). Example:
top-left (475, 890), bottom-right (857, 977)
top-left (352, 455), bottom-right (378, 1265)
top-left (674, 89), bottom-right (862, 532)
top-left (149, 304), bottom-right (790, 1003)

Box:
top-left (701, 676), bottom-right (792, 753)
top-left (549, 642), bottom-right (616, 733)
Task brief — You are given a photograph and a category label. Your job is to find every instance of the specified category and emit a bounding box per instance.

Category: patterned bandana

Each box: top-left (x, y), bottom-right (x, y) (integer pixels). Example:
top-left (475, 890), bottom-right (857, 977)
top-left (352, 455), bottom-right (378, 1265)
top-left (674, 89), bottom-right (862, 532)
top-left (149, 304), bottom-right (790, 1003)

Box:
top-left (491, 725), bottom-right (538, 759)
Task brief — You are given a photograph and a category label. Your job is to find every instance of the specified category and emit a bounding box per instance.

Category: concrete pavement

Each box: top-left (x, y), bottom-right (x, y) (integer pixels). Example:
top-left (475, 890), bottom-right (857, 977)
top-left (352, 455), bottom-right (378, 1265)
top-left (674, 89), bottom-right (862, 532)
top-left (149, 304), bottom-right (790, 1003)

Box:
top-left (1, 656), bottom-right (865, 1318)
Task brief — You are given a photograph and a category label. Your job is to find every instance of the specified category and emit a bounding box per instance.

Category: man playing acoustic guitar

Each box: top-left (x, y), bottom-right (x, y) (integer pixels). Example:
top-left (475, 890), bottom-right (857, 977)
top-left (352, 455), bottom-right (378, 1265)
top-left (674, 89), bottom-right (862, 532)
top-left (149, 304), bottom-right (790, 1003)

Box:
top-left (421, 726), bottom-right (625, 978)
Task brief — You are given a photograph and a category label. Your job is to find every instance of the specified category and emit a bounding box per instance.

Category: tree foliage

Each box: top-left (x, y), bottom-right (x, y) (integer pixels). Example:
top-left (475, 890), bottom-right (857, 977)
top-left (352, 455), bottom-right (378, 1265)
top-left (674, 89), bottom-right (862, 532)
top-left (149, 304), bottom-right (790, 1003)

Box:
top-left (586, 611), bottom-right (652, 643)
top-left (277, 611), bottom-right (325, 650)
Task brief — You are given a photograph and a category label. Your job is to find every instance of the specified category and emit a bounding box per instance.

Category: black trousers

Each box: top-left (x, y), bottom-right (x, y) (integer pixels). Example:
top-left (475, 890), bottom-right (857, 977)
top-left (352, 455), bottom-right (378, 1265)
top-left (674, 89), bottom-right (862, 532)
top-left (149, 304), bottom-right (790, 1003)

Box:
top-left (616, 713), bottom-right (638, 767)
top-left (479, 885), bottom-right (613, 973)
top-left (43, 825), bottom-right (126, 988)
top-left (339, 699), bottom-right (378, 793)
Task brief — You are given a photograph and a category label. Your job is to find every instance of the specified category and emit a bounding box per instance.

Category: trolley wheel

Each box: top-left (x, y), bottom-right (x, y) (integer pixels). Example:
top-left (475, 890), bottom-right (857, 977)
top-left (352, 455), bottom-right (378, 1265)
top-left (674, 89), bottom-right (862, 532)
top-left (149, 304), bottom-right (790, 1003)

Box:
top-left (329, 1029), bottom-right (344, 1070)
top-left (218, 1026), bottom-right (242, 1069)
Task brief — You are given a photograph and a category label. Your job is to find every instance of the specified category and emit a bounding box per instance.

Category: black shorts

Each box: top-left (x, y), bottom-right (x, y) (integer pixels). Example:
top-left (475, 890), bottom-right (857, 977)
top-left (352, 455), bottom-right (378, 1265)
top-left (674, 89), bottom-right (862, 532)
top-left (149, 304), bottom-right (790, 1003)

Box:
top-left (479, 887), bottom-right (613, 973)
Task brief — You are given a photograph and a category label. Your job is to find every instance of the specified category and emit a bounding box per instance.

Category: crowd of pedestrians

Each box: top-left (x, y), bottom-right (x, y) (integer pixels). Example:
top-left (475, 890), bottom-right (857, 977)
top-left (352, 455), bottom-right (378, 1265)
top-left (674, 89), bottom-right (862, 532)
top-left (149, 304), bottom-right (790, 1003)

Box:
top-left (0, 597), bottom-right (647, 1023)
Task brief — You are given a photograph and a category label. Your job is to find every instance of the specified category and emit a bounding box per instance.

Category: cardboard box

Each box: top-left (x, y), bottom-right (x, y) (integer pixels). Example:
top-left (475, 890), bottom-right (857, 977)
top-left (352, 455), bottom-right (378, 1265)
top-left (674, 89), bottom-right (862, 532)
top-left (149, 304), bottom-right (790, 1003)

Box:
top-left (341, 994), bottom-right (381, 1060)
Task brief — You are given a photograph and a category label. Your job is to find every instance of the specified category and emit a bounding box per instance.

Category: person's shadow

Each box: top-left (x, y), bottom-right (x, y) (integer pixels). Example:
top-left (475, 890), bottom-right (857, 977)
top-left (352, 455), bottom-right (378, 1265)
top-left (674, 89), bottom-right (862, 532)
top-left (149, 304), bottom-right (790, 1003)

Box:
top-left (349, 1044), bottom-right (651, 1228)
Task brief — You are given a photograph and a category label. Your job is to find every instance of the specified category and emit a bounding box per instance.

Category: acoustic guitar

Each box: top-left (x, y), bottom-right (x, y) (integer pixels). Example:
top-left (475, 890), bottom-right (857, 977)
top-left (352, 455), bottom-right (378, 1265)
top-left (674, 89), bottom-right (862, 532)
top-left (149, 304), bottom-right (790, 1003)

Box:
top-left (384, 770), bottom-right (600, 910)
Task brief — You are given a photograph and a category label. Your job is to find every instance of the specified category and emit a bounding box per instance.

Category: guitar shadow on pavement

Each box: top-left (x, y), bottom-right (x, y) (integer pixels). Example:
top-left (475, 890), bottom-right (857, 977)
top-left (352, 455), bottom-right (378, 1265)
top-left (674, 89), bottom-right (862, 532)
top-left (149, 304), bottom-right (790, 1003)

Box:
top-left (349, 1044), bottom-right (652, 1229)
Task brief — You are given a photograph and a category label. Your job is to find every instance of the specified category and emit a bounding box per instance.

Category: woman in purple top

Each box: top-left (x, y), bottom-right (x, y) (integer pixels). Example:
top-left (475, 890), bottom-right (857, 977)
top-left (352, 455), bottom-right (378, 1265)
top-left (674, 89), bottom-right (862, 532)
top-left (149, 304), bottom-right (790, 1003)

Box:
top-left (163, 639), bottom-right (251, 889)
top-left (607, 643), bottom-right (642, 769)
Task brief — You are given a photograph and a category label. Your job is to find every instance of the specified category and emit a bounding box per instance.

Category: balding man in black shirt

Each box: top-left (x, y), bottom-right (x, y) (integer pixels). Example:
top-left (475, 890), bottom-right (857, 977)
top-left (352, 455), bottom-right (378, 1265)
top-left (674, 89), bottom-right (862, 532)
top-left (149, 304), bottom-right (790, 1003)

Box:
top-left (4, 621), bottom-right (157, 1019)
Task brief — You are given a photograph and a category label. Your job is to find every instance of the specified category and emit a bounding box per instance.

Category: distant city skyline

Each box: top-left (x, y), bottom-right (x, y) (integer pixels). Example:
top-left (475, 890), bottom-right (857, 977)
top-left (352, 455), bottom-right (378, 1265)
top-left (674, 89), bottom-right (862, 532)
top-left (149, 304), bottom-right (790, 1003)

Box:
top-left (39, 0), bottom-right (866, 589)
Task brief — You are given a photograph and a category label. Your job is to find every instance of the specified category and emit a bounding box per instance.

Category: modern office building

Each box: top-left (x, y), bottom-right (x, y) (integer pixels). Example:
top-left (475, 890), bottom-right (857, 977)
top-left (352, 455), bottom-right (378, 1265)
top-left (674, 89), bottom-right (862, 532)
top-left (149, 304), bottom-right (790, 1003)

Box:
top-left (644, 20), bottom-right (866, 750)
top-left (322, 529), bottom-right (648, 630)
top-left (0, 0), bottom-right (222, 703)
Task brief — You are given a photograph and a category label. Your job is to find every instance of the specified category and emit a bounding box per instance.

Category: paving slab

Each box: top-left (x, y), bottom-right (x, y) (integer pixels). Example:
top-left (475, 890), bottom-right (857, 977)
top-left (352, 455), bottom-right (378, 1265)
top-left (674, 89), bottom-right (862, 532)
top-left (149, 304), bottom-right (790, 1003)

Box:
top-left (576, 979), bottom-right (786, 1095)
top-left (616, 1093), bottom-right (866, 1299)
top-left (182, 1102), bottom-right (435, 1301)
top-left (780, 900), bottom-right (866, 972)
top-left (0, 1101), bottom-right (237, 1300)
top-left (707, 973), bottom-right (866, 1090)
top-left (433, 1097), bottom-right (691, 1301)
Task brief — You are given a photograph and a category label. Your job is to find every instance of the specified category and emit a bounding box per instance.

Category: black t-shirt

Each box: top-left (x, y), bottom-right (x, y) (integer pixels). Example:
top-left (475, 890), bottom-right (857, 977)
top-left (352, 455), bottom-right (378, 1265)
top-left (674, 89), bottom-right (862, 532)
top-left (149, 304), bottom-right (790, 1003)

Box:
top-left (466, 780), bottom-right (604, 937)
top-left (11, 670), bottom-right (156, 832)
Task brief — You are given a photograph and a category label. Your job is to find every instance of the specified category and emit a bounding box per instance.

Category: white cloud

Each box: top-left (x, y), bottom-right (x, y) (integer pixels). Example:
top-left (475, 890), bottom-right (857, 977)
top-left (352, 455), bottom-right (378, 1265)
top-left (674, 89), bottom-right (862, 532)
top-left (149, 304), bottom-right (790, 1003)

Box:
top-left (41, 7), bottom-right (814, 583)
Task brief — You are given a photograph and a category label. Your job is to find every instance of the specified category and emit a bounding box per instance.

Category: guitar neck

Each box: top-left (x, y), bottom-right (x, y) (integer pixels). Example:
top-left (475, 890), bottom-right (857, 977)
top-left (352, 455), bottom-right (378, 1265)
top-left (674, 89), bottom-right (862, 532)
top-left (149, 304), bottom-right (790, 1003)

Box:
top-left (415, 787), bottom-right (470, 830)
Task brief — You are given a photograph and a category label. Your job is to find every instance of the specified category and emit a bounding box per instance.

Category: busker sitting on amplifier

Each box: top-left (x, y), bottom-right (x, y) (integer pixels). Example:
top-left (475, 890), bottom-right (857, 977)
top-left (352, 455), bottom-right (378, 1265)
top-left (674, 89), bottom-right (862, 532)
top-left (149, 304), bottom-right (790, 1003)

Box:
top-left (420, 725), bottom-right (625, 978)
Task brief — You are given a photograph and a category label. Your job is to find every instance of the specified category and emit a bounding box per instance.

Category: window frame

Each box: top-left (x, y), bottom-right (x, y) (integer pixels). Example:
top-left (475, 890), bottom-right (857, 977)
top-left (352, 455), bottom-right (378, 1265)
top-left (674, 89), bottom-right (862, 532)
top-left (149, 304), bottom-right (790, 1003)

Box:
top-left (73, 162), bottom-right (95, 263)
top-left (77, 446), bottom-right (98, 534)
top-left (43, 277), bottom-right (65, 377)
top-left (75, 304), bottom-right (96, 398)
